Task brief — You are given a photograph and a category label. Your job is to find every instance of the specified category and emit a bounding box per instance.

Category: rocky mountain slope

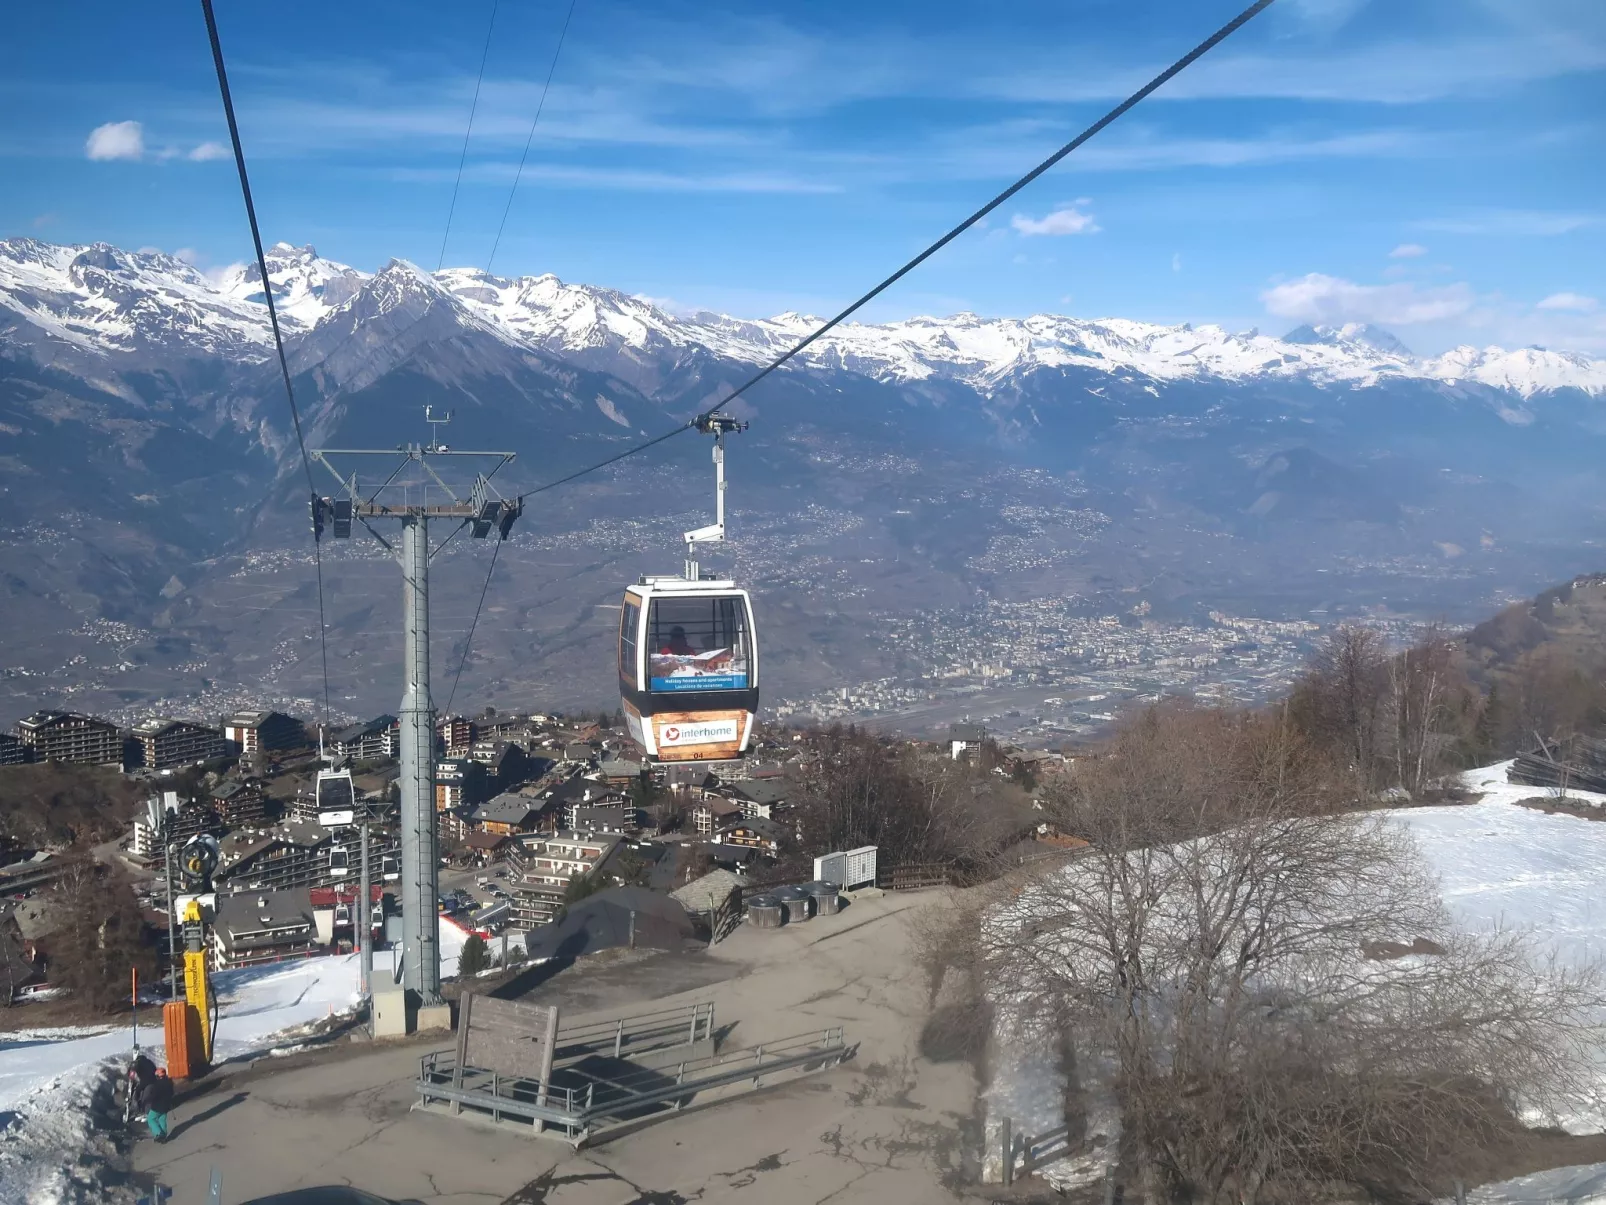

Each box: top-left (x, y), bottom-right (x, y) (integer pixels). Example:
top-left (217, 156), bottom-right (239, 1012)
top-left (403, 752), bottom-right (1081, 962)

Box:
top-left (0, 236), bottom-right (1602, 719)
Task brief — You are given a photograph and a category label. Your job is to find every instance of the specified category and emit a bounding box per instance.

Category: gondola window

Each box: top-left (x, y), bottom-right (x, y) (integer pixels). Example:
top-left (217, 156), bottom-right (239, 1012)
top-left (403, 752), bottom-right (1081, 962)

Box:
top-left (647, 596), bottom-right (750, 691)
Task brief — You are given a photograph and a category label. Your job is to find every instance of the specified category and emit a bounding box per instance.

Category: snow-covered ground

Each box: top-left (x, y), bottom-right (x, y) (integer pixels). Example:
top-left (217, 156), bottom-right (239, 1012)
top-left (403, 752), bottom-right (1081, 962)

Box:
top-left (0, 920), bottom-right (467, 1204)
top-left (1399, 764), bottom-right (1606, 972)
top-left (984, 760), bottom-right (1606, 1196)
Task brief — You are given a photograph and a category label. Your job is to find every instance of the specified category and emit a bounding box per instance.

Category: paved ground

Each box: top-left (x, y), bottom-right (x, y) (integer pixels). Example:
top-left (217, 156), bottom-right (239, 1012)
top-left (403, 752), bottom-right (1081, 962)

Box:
top-left (132, 890), bottom-right (981, 1205)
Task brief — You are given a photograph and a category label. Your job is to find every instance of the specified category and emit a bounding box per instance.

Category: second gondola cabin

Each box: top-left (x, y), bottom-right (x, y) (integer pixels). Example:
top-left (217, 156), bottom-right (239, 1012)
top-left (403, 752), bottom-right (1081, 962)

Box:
top-left (619, 575), bottom-right (758, 763)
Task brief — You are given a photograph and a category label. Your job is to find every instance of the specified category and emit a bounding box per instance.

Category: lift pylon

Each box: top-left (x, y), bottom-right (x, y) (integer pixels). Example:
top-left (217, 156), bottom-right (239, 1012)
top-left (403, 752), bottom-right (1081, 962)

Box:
top-left (311, 417), bottom-right (520, 1008)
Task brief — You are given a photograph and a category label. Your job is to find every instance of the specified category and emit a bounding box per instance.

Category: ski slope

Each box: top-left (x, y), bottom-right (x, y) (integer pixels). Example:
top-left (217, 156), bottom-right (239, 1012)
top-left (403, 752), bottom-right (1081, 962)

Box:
top-left (0, 920), bottom-right (467, 1203)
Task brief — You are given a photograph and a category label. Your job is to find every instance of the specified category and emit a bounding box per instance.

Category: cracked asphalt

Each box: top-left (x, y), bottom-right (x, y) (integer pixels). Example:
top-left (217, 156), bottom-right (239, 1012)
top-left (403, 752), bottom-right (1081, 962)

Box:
top-left (132, 891), bottom-right (980, 1205)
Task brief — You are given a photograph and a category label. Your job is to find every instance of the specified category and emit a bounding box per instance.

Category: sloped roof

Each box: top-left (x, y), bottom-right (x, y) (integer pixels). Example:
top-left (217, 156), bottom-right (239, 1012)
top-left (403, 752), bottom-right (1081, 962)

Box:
top-left (212, 886), bottom-right (314, 938)
top-left (726, 779), bottom-right (790, 806)
top-left (719, 815), bottom-right (787, 843)
top-left (523, 887), bottom-right (694, 962)
top-left (335, 715), bottom-right (397, 743)
top-left (470, 793), bottom-right (541, 826)
top-left (669, 868), bottom-right (746, 915)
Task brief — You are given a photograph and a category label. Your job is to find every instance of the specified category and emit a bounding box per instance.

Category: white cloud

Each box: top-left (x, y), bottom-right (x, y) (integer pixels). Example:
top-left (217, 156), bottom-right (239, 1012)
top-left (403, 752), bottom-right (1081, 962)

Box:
top-left (1171, 253), bottom-right (1182, 273)
top-left (1419, 210), bottom-right (1601, 236)
top-left (386, 161), bottom-right (839, 194)
top-left (85, 120), bottom-right (144, 161)
top-left (203, 261), bottom-right (247, 287)
top-left (189, 141), bottom-right (228, 161)
top-left (1389, 243), bottom-right (1428, 258)
top-left (1537, 292), bottom-right (1599, 313)
top-left (1011, 206), bottom-right (1099, 237)
top-left (1261, 273), bottom-right (1476, 326)
top-left (173, 248), bottom-right (202, 266)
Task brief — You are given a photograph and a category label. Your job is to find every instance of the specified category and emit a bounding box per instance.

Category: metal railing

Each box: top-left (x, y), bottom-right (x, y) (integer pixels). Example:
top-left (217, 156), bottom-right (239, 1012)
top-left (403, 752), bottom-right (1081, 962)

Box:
top-left (416, 1024), bottom-right (848, 1145)
top-left (552, 1001), bottom-right (715, 1064)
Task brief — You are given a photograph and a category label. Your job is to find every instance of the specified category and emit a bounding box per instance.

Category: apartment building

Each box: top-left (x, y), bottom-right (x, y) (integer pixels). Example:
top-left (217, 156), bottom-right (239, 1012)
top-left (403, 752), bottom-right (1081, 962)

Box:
top-left (15, 710), bottom-right (122, 767)
top-left (508, 831), bottom-right (619, 927)
top-left (131, 718), bottom-right (227, 770)
top-left (223, 711), bottom-right (304, 757)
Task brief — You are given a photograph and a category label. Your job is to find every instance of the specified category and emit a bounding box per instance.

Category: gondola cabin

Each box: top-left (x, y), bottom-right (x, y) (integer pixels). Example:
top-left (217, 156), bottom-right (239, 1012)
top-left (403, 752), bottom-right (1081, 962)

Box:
top-left (315, 766), bottom-right (355, 826)
top-left (619, 576), bottom-right (758, 763)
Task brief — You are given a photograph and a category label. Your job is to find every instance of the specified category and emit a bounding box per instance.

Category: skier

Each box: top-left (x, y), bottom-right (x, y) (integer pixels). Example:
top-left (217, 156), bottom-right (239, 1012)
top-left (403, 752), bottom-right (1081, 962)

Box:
top-left (129, 1057), bottom-right (174, 1143)
top-left (124, 1053), bottom-right (155, 1127)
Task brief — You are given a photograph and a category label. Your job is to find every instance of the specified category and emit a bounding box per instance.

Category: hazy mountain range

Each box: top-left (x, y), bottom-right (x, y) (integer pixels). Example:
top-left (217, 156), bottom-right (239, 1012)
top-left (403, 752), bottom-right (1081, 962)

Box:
top-left (1, 237), bottom-right (1602, 724)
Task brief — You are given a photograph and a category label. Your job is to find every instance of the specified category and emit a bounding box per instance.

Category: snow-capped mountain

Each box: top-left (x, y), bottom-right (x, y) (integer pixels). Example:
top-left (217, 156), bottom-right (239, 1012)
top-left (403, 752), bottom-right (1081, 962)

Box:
top-left (4, 238), bottom-right (1604, 725)
top-left (4, 237), bottom-right (1602, 408)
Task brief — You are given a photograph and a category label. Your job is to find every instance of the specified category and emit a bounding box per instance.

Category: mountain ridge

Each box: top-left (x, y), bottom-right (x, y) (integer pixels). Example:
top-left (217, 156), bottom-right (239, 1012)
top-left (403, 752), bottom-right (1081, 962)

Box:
top-left (4, 237), bottom-right (1603, 408)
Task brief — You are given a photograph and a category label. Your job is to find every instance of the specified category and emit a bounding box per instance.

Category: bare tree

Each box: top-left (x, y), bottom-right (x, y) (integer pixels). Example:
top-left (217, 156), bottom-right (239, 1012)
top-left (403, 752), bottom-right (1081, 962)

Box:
top-left (1509, 645), bottom-right (1606, 754)
top-left (789, 727), bottom-right (1013, 873)
top-left (1290, 625), bottom-right (1388, 788)
top-left (981, 705), bottom-right (1604, 1203)
top-left (47, 858), bottom-right (156, 1012)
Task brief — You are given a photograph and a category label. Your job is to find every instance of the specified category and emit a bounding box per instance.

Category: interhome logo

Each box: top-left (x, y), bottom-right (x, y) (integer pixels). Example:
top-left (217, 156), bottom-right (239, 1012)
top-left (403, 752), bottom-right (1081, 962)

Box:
top-left (661, 719), bottom-right (738, 746)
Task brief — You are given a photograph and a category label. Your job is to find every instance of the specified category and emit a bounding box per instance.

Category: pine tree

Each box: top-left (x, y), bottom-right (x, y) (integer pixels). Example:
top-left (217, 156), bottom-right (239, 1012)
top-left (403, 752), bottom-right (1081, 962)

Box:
top-left (457, 933), bottom-right (490, 978)
top-left (1474, 684), bottom-right (1505, 761)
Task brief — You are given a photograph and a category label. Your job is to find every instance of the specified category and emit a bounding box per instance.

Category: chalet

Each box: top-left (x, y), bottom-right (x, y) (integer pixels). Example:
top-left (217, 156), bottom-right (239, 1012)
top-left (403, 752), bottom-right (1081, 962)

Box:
top-left (689, 796), bottom-right (742, 836)
top-left (130, 718), bottom-right (227, 770)
top-left (308, 883), bottom-right (383, 950)
top-left (723, 778), bottom-right (790, 820)
top-left (210, 887), bottom-right (317, 970)
top-left (223, 711), bottom-right (304, 756)
top-left (949, 724), bottom-right (985, 761)
top-left (0, 733), bottom-right (33, 766)
top-left (284, 777), bottom-right (322, 824)
top-left (568, 803), bottom-right (631, 835)
top-left (669, 868), bottom-right (747, 921)
top-left (463, 831), bottom-right (515, 865)
top-left (507, 831), bottom-right (619, 927)
top-left (436, 714), bottom-right (474, 756)
top-left (132, 796), bottom-right (222, 857)
top-left (213, 820), bottom-right (333, 894)
top-left (469, 740), bottom-right (535, 791)
top-left (563, 742), bottom-right (596, 765)
top-left (469, 793), bottom-right (545, 837)
top-left (435, 758), bottom-right (489, 812)
top-left (599, 758), bottom-right (644, 785)
top-left (716, 815), bottom-right (787, 855)
top-left (706, 843), bottom-right (760, 870)
top-left (664, 765), bottom-right (717, 795)
top-left (0, 928), bottom-right (43, 996)
top-left (438, 805), bottom-right (468, 845)
top-left (15, 710), bottom-right (121, 767)
top-left (1006, 748), bottom-right (1066, 778)
top-left (211, 780), bottom-right (269, 828)
top-left (331, 716), bottom-right (399, 762)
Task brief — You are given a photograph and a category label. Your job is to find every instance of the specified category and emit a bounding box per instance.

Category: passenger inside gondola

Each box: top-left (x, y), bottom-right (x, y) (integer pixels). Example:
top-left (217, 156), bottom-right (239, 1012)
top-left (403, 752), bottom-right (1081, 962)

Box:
top-left (646, 596), bottom-right (749, 690)
top-left (660, 625), bottom-right (696, 655)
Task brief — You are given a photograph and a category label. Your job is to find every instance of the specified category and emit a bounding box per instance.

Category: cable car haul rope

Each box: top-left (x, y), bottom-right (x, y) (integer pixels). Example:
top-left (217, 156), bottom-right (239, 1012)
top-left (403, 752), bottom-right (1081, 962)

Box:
top-left (200, 0), bottom-right (1280, 766)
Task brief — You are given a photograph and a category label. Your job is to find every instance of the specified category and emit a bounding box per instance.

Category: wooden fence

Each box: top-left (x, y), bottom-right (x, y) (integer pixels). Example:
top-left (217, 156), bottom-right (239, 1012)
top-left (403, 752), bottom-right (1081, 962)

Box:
top-left (997, 1115), bottom-right (1076, 1186)
top-left (878, 862), bottom-right (954, 891)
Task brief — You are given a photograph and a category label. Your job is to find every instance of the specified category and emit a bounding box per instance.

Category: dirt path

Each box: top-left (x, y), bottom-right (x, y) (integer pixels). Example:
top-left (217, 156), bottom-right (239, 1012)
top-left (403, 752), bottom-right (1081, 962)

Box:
top-left (132, 890), bottom-right (982, 1205)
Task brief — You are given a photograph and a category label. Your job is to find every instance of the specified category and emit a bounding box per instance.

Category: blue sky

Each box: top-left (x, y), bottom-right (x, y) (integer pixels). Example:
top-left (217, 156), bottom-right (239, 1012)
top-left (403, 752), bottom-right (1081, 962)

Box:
top-left (4, 0), bottom-right (1604, 354)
